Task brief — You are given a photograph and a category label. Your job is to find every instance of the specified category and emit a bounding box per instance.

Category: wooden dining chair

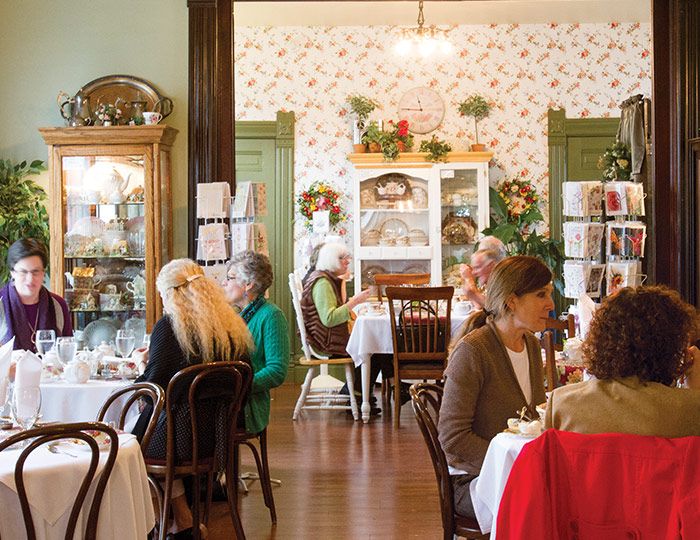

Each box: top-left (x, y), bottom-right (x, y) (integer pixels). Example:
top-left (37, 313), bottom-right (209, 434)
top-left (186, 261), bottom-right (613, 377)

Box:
top-left (544, 313), bottom-right (576, 350)
top-left (373, 272), bottom-right (431, 304)
top-left (540, 330), bottom-right (559, 393)
top-left (386, 285), bottom-right (453, 427)
top-left (231, 427), bottom-right (277, 524)
top-left (409, 384), bottom-right (489, 540)
top-left (0, 421), bottom-right (119, 540)
top-left (145, 361), bottom-right (251, 540)
top-left (96, 381), bottom-right (165, 451)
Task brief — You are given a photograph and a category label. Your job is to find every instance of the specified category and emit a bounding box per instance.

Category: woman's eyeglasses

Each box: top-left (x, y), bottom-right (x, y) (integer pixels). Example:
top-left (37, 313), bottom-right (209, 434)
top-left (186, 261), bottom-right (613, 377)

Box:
top-left (12, 268), bottom-right (45, 278)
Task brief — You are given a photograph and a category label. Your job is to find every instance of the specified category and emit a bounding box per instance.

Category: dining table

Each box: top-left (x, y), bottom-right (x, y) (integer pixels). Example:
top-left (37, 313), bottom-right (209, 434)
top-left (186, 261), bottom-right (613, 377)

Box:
top-left (470, 431), bottom-right (535, 537)
top-left (0, 430), bottom-right (155, 540)
top-left (346, 306), bottom-right (470, 422)
top-left (39, 378), bottom-right (137, 425)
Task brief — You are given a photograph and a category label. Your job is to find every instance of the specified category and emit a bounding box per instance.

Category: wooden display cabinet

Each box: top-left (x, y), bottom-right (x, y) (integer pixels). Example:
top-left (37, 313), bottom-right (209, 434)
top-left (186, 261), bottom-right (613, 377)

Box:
top-left (39, 126), bottom-right (177, 345)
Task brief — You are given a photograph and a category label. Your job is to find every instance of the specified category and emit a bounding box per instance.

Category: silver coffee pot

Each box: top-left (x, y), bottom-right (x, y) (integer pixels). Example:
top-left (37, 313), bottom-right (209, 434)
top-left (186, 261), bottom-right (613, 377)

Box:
top-left (57, 90), bottom-right (93, 127)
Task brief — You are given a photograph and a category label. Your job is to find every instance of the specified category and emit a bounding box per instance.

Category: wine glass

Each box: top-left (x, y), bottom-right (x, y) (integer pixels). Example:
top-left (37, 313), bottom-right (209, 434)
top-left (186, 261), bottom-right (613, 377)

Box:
top-left (35, 329), bottom-right (56, 356)
top-left (11, 386), bottom-right (42, 436)
top-left (115, 329), bottom-right (136, 359)
top-left (55, 336), bottom-right (77, 367)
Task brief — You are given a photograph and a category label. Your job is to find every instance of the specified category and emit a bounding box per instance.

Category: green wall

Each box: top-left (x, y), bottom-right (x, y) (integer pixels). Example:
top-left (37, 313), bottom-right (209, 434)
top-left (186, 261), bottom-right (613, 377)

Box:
top-left (0, 0), bottom-right (189, 258)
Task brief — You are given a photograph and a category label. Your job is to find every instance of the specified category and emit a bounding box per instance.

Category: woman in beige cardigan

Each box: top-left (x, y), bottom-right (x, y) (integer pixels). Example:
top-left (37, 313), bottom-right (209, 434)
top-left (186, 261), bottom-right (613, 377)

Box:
top-left (546, 285), bottom-right (700, 436)
top-left (438, 256), bottom-right (554, 519)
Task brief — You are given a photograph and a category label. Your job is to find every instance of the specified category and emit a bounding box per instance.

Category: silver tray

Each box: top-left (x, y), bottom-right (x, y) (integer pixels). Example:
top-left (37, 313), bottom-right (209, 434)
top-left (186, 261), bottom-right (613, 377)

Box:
top-left (77, 74), bottom-right (173, 121)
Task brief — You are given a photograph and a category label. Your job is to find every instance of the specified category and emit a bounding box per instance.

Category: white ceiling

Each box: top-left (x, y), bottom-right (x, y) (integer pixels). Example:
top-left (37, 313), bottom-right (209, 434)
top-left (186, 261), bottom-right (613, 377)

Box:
top-left (233, 1), bottom-right (650, 26)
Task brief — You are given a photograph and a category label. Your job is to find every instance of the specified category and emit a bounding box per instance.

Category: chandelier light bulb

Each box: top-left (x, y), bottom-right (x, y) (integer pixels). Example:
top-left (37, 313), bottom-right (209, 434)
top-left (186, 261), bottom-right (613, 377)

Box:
top-left (394, 1), bottom-right (452, 58)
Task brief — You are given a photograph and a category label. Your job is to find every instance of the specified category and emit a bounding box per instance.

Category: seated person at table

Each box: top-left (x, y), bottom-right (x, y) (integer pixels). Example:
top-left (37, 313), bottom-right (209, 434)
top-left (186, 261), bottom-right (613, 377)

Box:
top-left (438, 256), bottom-right (551, 519)
top-left (0, 238), bottom-right (72, 352)
top-left (135, 259), bottom-right (252, 539)
top-left (223, 250), bottom-right (289, 434)
top-left (459, 236), bottom-right (506, 309)
top-left (300, 242), bottom-right (391, 408)
top-left (546, 285), bottom-right (700, 436)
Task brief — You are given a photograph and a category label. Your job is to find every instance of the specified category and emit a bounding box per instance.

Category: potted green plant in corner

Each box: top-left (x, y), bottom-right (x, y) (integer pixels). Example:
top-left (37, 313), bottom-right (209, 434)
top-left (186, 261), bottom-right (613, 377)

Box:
top-left (0, 159), bottom-right (49, 282)
top-left (458, 94), bottom-right (492, 152)
top-left (347, 94), bottom-right (380, 153)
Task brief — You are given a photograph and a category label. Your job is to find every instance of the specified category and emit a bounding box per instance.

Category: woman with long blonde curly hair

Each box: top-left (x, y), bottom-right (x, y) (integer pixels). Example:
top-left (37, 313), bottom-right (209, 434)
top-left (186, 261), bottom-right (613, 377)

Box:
top-left (135, 258), bottom-right (252, 539)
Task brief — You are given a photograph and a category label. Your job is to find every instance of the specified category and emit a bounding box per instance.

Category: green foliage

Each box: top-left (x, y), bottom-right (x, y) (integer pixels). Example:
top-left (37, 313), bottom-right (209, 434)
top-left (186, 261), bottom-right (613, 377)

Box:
top-left (346, 94), bottom-right (380, 128)
top-left (482, 186), bottom-right (565, 294)
top-left (419, 135), bottom-right (452, 162)
top-left (598, 140), bottom-right (632, 181)
top-left (361, 121), bottom-right (383, 145)
top-left (458, 94), bottom-right (493, 145)
top-left (0, 159), bottom-right (49, 282)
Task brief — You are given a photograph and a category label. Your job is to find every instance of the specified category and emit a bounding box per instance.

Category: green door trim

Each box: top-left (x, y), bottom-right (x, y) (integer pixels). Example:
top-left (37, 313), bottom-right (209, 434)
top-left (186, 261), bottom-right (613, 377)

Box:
top-left (236, 111), bottom-right (296, 375)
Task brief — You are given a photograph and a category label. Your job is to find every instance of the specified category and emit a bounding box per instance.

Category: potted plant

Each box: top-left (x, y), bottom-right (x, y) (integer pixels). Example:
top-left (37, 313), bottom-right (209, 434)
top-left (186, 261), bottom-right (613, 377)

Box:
top-left (482, 177), bottom-right (564, 293)
top-left (458, 95), bottom-right (492, 152)
top-left (390, 120), bottom-right (414, 152)
top-left (0, 159), bottom-right (49, 282)
top-left (419, 135), bottom-right (452, 163)
top-left (598, 141), bottom-right (632, 181)
top-left (347, 94), bottom-right (380, 152)
top-left (361, 121), bottom-right (384, 153)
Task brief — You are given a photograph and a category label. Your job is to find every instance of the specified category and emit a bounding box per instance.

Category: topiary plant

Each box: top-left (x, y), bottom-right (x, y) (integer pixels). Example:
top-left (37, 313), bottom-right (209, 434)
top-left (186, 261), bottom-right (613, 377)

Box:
top-left (347, 94), bottom-right (380, 131)
top-left (0, 159), bottom-right (49, 282)
top-left (458, 95), bottom-right (493, 148)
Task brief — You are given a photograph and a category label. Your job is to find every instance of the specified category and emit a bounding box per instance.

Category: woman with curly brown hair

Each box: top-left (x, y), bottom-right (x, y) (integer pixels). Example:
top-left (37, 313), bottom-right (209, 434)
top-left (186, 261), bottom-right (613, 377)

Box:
top-left (545, 285), bottom-right (700, 436)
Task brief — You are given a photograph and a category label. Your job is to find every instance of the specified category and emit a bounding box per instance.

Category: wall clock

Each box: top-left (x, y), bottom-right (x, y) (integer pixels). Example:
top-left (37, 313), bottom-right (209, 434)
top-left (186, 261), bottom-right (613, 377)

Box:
top-left (398, 86), bottom-right (445, 134)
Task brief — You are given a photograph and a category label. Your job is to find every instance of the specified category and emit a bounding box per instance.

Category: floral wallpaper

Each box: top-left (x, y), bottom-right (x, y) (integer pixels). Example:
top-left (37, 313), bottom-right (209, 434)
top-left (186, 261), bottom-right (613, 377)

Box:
top-left (233, 22), bottom-right (651, 259)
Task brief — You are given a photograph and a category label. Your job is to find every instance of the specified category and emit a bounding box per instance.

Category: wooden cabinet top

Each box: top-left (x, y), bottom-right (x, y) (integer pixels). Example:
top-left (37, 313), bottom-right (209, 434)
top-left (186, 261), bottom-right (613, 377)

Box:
top-left (39, 125), bottom-right (178, 146)
top-left (347, 151), bottom-right (494, 167)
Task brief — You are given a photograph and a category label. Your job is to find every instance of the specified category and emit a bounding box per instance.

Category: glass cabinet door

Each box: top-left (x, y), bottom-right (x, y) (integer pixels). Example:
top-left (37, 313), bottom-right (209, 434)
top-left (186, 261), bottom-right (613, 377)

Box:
top-left (357, 172), bottom-right (432, 289)
top-left (62, 155), bottom-right (147, 347)
top-left (439, 168), bottom-right (480, 288)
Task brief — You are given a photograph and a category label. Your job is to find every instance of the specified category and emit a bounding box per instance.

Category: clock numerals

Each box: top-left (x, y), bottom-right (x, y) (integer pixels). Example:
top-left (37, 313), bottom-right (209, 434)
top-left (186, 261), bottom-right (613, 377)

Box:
top-left (398, 87), bottom-right (445, 134)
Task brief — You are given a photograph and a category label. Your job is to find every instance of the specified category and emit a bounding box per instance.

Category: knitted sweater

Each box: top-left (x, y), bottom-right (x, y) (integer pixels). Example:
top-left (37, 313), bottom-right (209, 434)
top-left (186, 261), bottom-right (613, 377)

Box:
top-left (438, 319), bottom-right (546, 474)
top-left (243, 300), bottom-right (290, 434)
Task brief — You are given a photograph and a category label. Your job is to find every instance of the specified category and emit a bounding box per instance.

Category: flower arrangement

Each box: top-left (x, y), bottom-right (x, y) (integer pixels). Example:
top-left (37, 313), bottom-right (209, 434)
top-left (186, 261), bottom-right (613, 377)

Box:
top-left (598, 141), bottom-right (632, 181)
top-left (361, 120), bottom-right (414, 161)
top-left (483, 177), bottom-right (564, 293)
top-left (96, 103), bottom-right (122, 125)
top-left (297, 181), bottom-right (348, 234)
top-left (389, 120), bottom-right (414, 151)
top-left (419, 135), bottom-right (452, 162)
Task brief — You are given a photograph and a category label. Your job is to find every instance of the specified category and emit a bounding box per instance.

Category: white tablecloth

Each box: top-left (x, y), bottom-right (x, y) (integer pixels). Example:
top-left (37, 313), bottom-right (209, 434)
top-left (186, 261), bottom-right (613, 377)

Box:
top-left (0, 433), bottom-right (154, 540)
top-left (40, 380), bottom-right (134, 424)
top-left (346, 311), bottom-right (469, 422)
top-left (470, 432), bottom-right (533, 537)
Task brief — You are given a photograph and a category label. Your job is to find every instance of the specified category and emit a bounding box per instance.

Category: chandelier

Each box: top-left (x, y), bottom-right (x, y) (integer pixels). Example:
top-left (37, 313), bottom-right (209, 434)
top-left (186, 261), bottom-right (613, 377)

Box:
top-left (395, 1), bottom-right (452, 57)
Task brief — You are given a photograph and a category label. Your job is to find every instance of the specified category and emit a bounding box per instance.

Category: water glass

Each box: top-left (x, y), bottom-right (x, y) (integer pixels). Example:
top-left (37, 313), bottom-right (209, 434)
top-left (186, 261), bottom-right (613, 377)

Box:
top-left (56, 336), bottom-right (77, 367)
top-left (36, 329), bottom-right (56, 356)
top-left (116, 329), bottom-right (136, 359)
top-left (11, 386), bottom-right (42, 431)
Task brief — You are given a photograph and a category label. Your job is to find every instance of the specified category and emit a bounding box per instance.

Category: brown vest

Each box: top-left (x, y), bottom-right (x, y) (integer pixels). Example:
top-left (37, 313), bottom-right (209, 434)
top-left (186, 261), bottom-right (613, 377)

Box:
top-left (300, 270), bottom-right (349, 356)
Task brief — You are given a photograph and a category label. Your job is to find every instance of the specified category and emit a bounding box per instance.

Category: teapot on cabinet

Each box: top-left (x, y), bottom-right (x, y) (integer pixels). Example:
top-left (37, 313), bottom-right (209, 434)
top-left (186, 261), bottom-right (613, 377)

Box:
top-left (100, 167), bottom-right (132, 203)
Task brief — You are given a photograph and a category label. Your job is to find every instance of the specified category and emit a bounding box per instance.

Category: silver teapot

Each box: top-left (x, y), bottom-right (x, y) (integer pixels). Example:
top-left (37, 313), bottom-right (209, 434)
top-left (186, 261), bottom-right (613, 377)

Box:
top-left (57, 90), bottom-right (93, 127)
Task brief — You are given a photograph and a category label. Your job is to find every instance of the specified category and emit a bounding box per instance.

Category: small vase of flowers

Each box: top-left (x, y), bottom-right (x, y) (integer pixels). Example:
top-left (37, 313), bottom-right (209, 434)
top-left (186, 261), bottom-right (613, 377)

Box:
top-left (96, 103), bottom-right (122, 126)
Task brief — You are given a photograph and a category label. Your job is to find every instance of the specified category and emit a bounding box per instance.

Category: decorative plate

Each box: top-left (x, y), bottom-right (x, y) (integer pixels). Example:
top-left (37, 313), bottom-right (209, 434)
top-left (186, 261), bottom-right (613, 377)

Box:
top-left (83, 319), bottom-right (118, 349)
top-left (379, 218), bottom-right (409, 242)
top-left (441, 213), bottom-right (477, 245)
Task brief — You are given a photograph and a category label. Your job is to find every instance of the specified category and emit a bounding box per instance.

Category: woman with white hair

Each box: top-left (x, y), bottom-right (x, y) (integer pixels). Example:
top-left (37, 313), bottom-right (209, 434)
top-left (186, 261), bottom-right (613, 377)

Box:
top-left (135, 258), bottom-right (253, 539)
top-left (459, 236), bottom-right (507, 308)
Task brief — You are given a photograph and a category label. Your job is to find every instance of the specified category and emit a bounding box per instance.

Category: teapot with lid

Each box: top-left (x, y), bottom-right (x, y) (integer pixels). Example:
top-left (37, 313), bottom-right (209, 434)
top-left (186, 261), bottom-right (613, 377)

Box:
top-left (100, 167), bottom-right (133, 203)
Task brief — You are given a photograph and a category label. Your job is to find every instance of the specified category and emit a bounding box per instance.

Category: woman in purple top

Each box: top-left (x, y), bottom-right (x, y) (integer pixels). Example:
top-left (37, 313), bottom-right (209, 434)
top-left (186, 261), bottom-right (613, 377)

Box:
top-left (0, 239), bottom-right (71, 352)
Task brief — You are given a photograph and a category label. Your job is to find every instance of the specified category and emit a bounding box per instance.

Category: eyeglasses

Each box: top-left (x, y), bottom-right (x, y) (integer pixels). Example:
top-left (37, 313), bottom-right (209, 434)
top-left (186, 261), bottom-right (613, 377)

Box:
top-left (225, 274), bottom-right (241, 283)
top-left (339, 254), bottom-right (352, 262)
top-left (12, 268), bottom-right (44, 278)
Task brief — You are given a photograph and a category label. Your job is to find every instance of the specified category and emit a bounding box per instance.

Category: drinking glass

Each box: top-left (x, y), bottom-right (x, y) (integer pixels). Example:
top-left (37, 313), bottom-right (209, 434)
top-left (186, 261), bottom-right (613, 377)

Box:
top-left (55, 336), bottom-right (77, 367)
top-left (11, 386), bottom-right (42, 432)
top-left (116, 329), bottom-right (136, 359)
top-left (36, 329), bottom-right (56, 356)
top-left (142, 333), bottom-right (151, 349)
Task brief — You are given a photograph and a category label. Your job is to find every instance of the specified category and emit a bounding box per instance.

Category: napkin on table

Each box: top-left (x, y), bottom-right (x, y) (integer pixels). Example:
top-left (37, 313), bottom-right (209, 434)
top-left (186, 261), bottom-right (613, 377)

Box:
top-left (15, 350), bottom-right (42, 390)
top-left (0, 338), bottom-right (14, 405)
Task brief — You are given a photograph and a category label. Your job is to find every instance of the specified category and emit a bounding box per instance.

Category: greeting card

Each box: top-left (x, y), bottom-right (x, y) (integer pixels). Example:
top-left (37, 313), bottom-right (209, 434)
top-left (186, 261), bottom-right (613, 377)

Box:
top-left (196, 182), bottom-right (231, 219)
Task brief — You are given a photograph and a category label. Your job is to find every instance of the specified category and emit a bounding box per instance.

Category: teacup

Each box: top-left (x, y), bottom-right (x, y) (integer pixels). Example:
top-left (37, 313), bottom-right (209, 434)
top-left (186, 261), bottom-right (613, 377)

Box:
top-left (142, 112), bottom-right (162, 125)
top-left (453, 301), bottom-right (473, 315)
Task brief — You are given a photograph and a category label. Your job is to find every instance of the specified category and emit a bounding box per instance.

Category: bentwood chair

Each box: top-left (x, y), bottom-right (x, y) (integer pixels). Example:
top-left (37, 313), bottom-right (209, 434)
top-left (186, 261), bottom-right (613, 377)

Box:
top-left (96, 382), bottom-right (165, 451)
top-left (0, 422), bottom-right (119, 540)
top-left (145, 361), bottom-right (251, 540)
top-left (288, 273), bottom-right (359, 421)
top-left (410, 384), bottom-right (489, 540)
top-left (373, 273), bottom-right (431, 304)
top-left (387, 285), bottom-right (453, 427)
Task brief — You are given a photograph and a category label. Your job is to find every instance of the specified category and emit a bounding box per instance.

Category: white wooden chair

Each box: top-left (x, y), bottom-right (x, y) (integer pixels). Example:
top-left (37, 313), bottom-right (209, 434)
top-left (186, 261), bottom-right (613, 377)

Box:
top-left (288, 273), bottom-right (359, 420)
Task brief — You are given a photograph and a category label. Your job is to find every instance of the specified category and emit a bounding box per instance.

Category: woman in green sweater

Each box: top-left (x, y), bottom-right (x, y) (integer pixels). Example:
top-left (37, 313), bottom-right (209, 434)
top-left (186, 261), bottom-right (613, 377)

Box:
top-left (224, 251), bottom-right (289, 433)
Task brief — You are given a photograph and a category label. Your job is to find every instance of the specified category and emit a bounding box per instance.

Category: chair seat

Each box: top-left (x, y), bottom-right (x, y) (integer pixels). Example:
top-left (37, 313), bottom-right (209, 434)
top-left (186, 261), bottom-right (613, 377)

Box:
top-left (455, 514), bottom-right (488, 538)
top-left (298, 355), bottom-right (354, 366)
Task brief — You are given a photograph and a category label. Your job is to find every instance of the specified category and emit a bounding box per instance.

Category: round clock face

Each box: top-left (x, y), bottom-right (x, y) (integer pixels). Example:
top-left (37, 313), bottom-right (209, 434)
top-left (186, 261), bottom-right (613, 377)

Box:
top-left (398, 87), bottom-right (445, 134)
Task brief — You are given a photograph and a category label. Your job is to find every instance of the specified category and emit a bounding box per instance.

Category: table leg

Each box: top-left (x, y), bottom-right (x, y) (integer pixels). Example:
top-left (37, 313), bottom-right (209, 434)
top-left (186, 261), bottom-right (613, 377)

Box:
top-left (361, 360), bottom-right (371, 423)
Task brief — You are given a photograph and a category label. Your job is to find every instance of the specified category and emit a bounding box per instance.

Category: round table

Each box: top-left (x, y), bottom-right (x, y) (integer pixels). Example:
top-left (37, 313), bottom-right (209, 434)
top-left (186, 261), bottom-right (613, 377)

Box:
top-left (40, 379), bottom-right (135, 424)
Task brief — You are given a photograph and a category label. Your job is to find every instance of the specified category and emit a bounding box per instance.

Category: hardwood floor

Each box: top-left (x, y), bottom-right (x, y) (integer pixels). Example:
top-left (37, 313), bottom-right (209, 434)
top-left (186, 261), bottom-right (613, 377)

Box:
top-left (207, 383), bottom-right (443, 539)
